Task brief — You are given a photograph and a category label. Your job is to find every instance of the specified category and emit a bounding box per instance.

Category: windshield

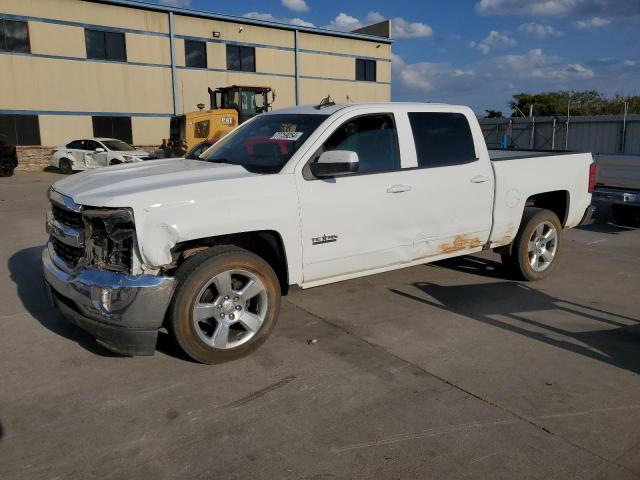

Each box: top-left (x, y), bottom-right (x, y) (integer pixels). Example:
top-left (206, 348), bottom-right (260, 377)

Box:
top-left (101, 140), bottom-right (135, 151)
top-left (200, 114), bottom-right (328, 174)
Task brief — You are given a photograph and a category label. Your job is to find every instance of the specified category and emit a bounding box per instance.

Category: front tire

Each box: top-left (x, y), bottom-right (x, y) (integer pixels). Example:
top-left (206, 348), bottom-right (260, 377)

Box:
top-left (169, 246), bottom-right (281, 364)
top-left (502, 207), bottom-right (562, 281)
top-left (58, 158), bottom-right (72, 175)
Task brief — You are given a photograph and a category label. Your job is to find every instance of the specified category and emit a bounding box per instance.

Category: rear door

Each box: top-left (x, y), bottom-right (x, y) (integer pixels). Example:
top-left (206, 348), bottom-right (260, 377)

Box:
top-left (402, 109), bottom-right (494, 258)
top-left (64, 140), bottom-right (86, 168)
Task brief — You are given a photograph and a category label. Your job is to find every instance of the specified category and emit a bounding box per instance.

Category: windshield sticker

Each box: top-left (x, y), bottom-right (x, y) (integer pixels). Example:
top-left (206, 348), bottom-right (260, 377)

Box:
top-left (271, 131), bottom-right (304, 141)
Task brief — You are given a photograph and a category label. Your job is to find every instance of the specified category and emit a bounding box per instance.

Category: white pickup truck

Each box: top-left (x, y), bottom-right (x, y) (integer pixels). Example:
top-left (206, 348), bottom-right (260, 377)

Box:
top-left (43, 102), bottom-right (595, 363)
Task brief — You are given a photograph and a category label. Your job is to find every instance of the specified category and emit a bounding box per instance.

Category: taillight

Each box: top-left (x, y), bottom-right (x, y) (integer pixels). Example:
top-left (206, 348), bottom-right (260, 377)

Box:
top-left (588, 162), bottom-right (597, 193)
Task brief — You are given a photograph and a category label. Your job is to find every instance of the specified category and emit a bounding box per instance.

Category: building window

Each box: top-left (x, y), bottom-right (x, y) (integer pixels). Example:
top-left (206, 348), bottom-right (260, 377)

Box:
top-left (185, 40), bottom-right (207, 68)
top-left (0, 114), bottom-right (40, 145)
top-left (0, 19), bottom-right (30, 53)
top-left (355, 59), bottom-right (376, 82)
top-left (85, 29), bottom-right (127, 62)
top-left (92, 116), bottom-right (133, 144)
top-left (226, 45), bottom-right (255, 72)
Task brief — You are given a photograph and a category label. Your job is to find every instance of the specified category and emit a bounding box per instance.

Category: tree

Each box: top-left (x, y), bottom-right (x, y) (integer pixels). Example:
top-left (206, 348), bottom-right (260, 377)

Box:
top-left (507, 91), bottom-right (640, 117)
top-left (485, 110), bottom-right (503, 118)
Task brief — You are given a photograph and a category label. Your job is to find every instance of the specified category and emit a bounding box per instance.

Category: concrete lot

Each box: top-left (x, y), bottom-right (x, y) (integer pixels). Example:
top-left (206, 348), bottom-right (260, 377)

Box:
top-left (1, 170), bottom-right (639, 480)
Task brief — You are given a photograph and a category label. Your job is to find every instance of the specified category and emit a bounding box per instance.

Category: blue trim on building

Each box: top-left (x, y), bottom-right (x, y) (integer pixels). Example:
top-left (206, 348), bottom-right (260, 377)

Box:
top-left (0, 109), bottom-right (173, 118)
top-left (0, 13), bottom-right (169, 37)
top-left (176, 34), bottom-right (294, 53)
top-left (88, 0), bottom-right (393, 44)
top-left (300, 49), bottom-right (391, 63)
top-left (175, 65), bottom-right (295, 79)
top-left (300, 75), bottom-right (391, 85)
top-left (0, 50), bottom-right (169, 68)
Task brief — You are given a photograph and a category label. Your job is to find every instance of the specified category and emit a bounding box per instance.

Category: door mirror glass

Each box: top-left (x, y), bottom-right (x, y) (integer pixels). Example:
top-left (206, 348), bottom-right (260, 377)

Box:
top-left (310, 150), bottom-right (359, 177)
top-left (94, 147), bottom-right (105, 153)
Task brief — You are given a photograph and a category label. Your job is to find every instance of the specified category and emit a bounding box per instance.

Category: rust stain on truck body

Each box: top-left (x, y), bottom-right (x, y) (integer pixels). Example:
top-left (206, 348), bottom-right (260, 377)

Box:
top-left (439, 235), bottom-right (484, 254)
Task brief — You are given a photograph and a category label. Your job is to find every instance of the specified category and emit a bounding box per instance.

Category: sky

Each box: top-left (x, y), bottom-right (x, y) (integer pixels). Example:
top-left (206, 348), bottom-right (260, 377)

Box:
top-left (151, 0), bottom-right (640, 114)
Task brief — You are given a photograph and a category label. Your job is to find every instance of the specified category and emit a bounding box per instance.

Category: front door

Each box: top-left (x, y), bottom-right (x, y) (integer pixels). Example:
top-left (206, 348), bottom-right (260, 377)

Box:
top-left (295, 112), bottom-right (416, 284)
top-left (84, 140), bottom-right (108, 168)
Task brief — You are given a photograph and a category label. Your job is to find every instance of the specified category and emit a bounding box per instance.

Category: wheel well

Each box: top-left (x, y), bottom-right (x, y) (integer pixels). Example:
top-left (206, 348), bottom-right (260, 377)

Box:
top-left (170, 230), bottom-right (290, 295)
top-left (525, 190), bottom-right (570, 226)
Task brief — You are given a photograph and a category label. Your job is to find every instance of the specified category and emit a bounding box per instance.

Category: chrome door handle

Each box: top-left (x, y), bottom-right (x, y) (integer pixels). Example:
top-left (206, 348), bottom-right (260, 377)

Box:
top-left (387, 184), bottom-right (412, 193)
top-left (471, 175), bottom-right (490, 183)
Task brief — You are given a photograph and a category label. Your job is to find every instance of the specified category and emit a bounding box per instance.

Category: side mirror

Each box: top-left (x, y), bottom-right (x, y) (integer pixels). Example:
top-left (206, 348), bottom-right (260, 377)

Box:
top-left (310, 150), bottom-right (359, 178)
top-left (95, 147), bottom-right (105, 153)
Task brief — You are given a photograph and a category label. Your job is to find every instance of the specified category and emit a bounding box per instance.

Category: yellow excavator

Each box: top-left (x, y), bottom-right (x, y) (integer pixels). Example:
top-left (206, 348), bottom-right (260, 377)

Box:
top-left (162, 85), bottom-right (275, 157)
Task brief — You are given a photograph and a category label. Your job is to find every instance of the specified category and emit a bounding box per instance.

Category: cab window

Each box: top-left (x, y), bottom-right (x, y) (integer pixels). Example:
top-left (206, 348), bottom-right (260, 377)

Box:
top-left (311, 114), bottom-right (400, 175)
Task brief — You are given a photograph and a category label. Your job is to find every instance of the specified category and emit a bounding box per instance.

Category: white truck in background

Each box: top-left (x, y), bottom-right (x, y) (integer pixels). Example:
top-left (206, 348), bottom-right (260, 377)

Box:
top-left (593, 154), bottom-right (640, 226)
top-left (43, 102), bottom-right (595, 364)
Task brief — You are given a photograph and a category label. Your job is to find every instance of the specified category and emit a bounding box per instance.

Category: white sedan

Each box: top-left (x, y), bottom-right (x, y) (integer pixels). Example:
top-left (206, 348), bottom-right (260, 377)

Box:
top-left (50, 138), bottom-right (154, 174)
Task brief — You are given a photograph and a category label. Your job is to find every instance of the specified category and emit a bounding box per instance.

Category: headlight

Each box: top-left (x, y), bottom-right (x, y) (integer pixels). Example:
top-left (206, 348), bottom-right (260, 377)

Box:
top-left (122, 155), bottom-right (139, 163)
top-left (83, 208), bottom-right (135, 273)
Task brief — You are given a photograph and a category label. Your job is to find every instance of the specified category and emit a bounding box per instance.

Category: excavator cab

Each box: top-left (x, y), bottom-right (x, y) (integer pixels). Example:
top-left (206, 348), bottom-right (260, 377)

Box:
top-left (209, 85), bottom-right (275, 124)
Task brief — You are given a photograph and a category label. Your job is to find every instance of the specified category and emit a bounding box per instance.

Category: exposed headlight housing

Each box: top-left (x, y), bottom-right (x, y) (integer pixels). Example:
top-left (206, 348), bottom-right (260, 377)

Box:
top-left (83, 208), bottom-right (136, 273)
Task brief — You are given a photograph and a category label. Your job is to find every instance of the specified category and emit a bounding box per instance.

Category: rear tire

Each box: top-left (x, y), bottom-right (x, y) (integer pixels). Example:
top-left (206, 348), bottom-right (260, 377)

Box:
top-left (0, 161), bottom-right (14, 177)
top-left (502, 207), bottom-right (562, 281)
top-left (169, 246), bottom-right (281, 364)
top-left (59, 158), bottom-right (72, 175)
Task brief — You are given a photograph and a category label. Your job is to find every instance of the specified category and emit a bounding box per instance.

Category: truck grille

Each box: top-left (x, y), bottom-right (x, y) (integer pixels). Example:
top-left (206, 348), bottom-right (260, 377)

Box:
top-left (51, 237), bottom-right (84, 267)
top-left (52, 204), bottom-right (83, 229)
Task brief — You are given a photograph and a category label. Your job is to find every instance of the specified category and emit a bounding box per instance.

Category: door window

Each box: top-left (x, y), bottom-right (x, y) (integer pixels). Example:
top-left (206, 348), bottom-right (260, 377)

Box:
top-left (310, 114), bottom-right (400, 175)
top-left (87, 140), bottom-right (102, 151)
top-left (408, 112), bottom-right (477, 168)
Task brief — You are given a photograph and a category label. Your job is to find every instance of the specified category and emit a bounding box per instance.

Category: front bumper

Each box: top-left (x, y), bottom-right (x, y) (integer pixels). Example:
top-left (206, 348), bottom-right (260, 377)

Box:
top-left (42, 245), bottom-right (175, 356)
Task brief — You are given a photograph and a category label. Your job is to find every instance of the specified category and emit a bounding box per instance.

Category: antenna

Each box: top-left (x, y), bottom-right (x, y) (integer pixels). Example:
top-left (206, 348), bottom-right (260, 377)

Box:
top-left (315, 95), bottom-right (335, 110)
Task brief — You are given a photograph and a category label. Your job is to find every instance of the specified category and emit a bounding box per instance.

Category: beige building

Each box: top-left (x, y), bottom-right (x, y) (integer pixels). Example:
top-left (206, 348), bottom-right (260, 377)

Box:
top-left (0, 0), bottom-right (392, 160)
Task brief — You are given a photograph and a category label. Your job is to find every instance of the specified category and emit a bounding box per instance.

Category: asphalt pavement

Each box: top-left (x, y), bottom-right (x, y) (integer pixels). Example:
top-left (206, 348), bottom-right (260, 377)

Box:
top-left (1, 171), bottom-right (639, 479)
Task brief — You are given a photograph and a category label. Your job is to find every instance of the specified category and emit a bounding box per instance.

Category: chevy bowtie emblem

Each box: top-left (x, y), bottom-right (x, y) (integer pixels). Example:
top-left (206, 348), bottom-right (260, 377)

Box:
top-left (312, 234), bottom-right (338, 245)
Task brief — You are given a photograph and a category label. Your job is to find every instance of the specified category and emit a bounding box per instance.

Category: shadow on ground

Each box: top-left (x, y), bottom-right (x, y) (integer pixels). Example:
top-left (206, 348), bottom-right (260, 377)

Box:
top-left (393, 255), bottom-right (640, 375)
top-left (8, 246), bottom-right (189, 361)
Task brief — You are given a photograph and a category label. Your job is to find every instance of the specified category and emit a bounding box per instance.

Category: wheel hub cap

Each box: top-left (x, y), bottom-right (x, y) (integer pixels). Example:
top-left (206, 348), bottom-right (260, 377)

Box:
top-left (527, 221), bottom-right (558, 272)
top-left (191, 269), bottom-right (268, 350)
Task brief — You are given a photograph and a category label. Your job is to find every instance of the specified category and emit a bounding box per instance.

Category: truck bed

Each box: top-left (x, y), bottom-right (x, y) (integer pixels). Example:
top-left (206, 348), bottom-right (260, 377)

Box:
top-left (489, 149), bottom-right (573, 161)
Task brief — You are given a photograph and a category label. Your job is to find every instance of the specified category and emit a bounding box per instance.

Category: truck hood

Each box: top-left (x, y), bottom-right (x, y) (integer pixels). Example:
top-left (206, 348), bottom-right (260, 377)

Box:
top-left (52, 158), bottom-right (258, 207)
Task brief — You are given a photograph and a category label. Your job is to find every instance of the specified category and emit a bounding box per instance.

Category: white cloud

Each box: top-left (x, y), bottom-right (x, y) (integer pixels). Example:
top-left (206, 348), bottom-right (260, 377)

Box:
top-left (326, 12), bottom-right (362, 31)
top-left (518, 22), bottom-right (564, 38)
top-left (393, 50), bottom-right (638, 113)
top-left (243, 12), bottom-right (314, 27)
top-left (470, 30), bottom-right (516, 55)
top-left (475, 0), bottom-right (640, 17)
top-left (326, 11), bottom-right (432, 38)
top-left (158, 0), bottom-right (191, 7)
top-left (575, 17), bottom-right (611, 28)
top-left (281, 0), bottom-right (309, 13)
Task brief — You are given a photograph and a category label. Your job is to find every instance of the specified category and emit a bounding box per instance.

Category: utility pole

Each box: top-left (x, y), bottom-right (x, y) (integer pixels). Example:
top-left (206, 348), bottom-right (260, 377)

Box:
top-left (621, 101), bottom-right (629, 153)
top-left (565, 95), bottom-right (571, 150)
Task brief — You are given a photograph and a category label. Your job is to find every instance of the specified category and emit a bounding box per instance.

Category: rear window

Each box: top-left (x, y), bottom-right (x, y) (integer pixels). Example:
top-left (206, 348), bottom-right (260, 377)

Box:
top-left (408, 112), bottom-right (476, 168)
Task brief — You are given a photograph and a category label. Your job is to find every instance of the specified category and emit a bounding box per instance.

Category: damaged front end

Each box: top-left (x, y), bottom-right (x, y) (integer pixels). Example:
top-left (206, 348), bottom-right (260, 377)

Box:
top-left (81, 208), bottom-right (137, 274)
top-left (44, 190), bottom-right (176, 356)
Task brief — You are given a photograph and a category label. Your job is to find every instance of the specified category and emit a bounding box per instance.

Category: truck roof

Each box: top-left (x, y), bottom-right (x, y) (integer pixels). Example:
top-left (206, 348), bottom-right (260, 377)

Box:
top-left (270, 102), bottom-right (467, 116)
